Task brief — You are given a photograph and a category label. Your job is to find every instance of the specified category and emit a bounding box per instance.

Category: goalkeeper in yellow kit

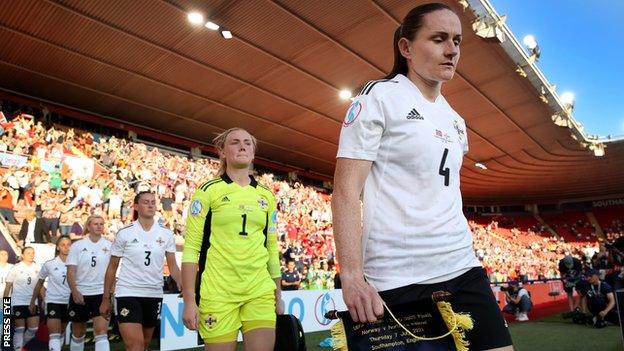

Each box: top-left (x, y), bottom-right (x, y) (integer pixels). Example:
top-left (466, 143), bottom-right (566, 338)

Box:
top-left (181, 128), bottom-right (283, 351)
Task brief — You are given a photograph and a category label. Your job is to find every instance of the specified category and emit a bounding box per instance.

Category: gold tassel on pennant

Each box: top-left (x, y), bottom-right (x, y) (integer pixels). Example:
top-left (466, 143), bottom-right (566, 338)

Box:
top-left (330, 319), bottom-right (348, 351)
top-left (436, 300), bottom-right (474, 351)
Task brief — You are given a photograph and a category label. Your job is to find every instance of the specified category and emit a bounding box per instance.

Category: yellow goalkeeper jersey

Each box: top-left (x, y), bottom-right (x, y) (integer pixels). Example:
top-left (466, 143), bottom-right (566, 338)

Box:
top-left (182, 174), bottom-right (280, 302)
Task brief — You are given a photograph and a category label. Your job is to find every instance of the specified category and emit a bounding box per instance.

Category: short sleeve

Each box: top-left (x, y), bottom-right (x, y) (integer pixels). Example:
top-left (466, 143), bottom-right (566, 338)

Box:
top-left (110, 230), bottom-right (127, 257)
top-left (602, 282), bottom-right (613, 294)
top-left (66, 242), bottom-right (80, 266)
top-left (38, 263), bottom-right (49, 280)
top-left (165, 232), bottom-right (176, 253)
top-left (5, 266), bottom-right (17, 283)
top-left (336, 92), bottom-right (385, 161)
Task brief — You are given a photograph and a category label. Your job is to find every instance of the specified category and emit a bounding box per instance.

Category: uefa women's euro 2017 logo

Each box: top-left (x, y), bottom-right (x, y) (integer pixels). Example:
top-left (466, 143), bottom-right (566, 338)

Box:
top-left (343, 100), bottom-right (362, 127)
top-left (314, 293), bottom-right (336, 326)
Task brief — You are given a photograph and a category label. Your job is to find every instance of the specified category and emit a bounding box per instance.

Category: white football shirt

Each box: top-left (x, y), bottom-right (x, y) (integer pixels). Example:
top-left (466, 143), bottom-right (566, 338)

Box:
top-left (6, 262), bottom-right (40, 306)
top-left (111, 221), bottom-right (176, 298)
top-left (66, 236), bottom-right (112, 296)
top-left (39, 257), bottom-right (71, 304)
top-left (336, 74), bottom-right (480, 291)
top-left (0, 263), bottom-right (14, 297)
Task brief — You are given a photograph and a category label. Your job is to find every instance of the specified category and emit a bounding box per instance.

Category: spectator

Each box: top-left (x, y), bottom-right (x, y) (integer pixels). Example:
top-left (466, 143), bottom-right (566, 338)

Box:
top-left (281, 260), bottom-right (301, 291)
top-left (502, 282), bottom-right (532, 321)
top-left (18, 209), bottom-right (49, 245)
top-left (0, 185), bottom-right (18, 224)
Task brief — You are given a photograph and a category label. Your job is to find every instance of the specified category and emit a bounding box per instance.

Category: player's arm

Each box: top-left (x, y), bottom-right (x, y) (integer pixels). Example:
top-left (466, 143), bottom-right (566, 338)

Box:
top-left (66, 244), bottom-right (84, 305)
top-left (100, 256), bottom-right (120, 320)
top-left (29, 265), bottom-right (47, 313)
top-left (601, 292), bottom-right (616, 317)
top-left (3, 267), bottom-right (15, 297)
top-left (181, 188), bottom-right (210, 330)
top-left (165, 252), bottom-right (181, 291)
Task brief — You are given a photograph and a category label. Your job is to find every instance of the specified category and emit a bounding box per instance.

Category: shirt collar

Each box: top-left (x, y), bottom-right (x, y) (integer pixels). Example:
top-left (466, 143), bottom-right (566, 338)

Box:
top-left (221, 174), bottom-right (258, 188)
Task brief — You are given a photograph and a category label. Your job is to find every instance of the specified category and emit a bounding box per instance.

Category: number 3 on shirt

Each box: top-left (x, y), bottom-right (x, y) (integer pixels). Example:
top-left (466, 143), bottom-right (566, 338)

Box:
top-left (439, 148), bottom-right (450, 187)
top-left (144, 251), bottom-right (151, 266)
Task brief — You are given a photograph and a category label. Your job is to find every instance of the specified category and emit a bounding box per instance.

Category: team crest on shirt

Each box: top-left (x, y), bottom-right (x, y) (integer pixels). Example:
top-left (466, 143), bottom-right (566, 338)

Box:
top-left (206, 314), bottom-right (217, 328)
top-left (343, 100), bottom-right (363, 127)
top-left (453, 120), bottom-right (466, 142)
top-left (258, 198), bottom-right (268, 210)
top-left (190, 199), bottom-right (202, 216)
top-left (120, 308), bottom-right (130, 317)
top-left (156, 237), bottom-right (165, 246)
top-left (434, 129), bottom-right (453, 144)
top-left (102, 247), bottom-right (109, 253)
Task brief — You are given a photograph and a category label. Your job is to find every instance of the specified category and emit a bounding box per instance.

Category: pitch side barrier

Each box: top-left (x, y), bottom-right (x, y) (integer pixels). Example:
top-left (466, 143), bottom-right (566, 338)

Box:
top-left (159, 280), bottom-right (567, 351)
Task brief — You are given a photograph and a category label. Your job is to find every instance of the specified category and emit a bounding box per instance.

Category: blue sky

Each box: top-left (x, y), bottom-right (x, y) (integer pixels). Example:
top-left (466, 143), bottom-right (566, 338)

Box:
top-left (489, 0), bottom-right (624, 137)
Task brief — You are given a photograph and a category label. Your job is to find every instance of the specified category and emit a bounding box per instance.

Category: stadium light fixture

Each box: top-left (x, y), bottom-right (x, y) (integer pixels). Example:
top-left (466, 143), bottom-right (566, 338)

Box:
top-left (589, 143), bottom-right (606, 157)
top-left (220, 28), bottom-right (233, 39)
top-left (339, 90), bottom-right (352, 100)
top-left (472, 16), bottom-right (506, 42)
top-left (522, 35), bottom-right (540, 62)
top-left (551, 113), bottom-right (570, 127)
top-left (187, 12), bottom-right (204, 25)
top-left (474, 162), bottom-right (487, 170)
top-left (205, 21), bottom-right (220, 31)
top-left (560, 92), bottom-right (575, 112)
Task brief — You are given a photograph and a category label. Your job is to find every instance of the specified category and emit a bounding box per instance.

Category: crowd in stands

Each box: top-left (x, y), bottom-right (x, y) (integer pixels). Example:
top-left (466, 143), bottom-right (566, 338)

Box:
top-left (1, 110), bottom-right (623, 291)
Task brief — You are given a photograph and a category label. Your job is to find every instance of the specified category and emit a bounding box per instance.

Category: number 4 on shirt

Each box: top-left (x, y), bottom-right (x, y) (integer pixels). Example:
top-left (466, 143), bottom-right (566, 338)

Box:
top-left (439, 148), bottom-right (450, 186)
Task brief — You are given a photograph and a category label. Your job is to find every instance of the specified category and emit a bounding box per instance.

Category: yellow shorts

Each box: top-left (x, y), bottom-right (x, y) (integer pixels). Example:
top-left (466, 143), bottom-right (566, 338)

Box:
top-left (198, 292), bottom-right (276, 343)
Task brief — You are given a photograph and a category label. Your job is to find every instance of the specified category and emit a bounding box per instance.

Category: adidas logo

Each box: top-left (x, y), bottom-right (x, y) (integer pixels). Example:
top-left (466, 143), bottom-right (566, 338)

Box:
top-left (132, 238), bottom-right (139, 243)
top-left (82, 248), bottom-right (88, 252)
top-left (222, 196), bottom-right (230, 202)
top-left (406, 108), bottom-right (424, 120)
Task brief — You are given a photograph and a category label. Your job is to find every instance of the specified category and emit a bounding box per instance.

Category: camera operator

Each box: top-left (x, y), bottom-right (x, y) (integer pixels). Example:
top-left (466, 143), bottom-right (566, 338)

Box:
top-left (578, 269), bottom-right (619, 328)
top-left (502, 281), bottom-right (532, 321)
top-left (559, 255), bottom-right (584, 317)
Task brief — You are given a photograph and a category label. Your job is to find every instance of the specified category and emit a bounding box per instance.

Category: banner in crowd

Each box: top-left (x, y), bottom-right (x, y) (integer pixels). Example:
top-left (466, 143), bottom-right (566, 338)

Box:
top-left (63, 155), bottom-right (94, 179)
top-left (0, 152), bottom-right (28, 168)
top-left (160, 289), bottom-right (347, 351)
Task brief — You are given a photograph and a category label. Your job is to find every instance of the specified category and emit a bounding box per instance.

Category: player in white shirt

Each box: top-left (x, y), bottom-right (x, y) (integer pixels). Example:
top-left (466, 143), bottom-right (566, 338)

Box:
top-left (332, 3), bottom-right (512, 350)
top-left (3, 247), bottom-right (41, 351)
top-left (100, 191), bottom-right (181, 351)
top-left (0, 250), bottom-right (14, 300)
top-left (29, 236), bottom-right (72, 351)
top-left (66, 215), bottom-right (112, 351)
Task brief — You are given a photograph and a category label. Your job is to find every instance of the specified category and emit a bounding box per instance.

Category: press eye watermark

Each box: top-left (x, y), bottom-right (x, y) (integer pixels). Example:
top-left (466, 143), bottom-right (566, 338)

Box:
top-left (3, 297), bottom-right (11, 349)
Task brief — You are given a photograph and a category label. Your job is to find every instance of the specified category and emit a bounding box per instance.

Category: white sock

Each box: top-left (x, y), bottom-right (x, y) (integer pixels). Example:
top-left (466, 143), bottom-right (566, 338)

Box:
top-left (94, 334), bottom-right (110, 351)
top-left (13, 327), bottom-right (24, 350)
top-left (70, 334), bottom-right (85, 351)
top-left (24, 327), bottom-right (38, 344)
top-left (49, 333), bottom-right (62, 351)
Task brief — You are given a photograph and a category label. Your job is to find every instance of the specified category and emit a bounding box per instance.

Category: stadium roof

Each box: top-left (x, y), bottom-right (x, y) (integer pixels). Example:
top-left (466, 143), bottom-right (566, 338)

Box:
top-left (0, 0), bottom-right (622, 204)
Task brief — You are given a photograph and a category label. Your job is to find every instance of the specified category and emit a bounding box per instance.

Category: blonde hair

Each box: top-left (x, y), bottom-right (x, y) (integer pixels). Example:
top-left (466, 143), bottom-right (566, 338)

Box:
top-left (212, 128), bottom-right (258, 176)
top-left (83, 214), bottom-right (105, 237)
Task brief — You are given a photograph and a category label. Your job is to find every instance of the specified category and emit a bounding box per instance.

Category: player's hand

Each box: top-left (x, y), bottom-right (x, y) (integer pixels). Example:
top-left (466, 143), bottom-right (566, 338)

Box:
top-left (276, 298), bottom-right (285, 315)
top-left (599, 310), bottom-right (607, 318)
top-left (99, 299), bottom-right (112, 320)
top-left (28, 302), bottom-right (37, 315)
top-left (341, 275), bottom-right (384, 323)
top-left (182, 301), bottom-right (199, 331)
top-left (72, 291), bottom-right (85, 305)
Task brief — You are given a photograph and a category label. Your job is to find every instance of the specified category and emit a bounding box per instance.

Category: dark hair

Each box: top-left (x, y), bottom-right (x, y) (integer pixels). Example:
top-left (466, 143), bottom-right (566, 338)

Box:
top-left (134, 191), bottom-right (153, 204)
top-left (384, 3), bottom-right (455, 79)
top-left (55, 235), bottom-right (71, 256)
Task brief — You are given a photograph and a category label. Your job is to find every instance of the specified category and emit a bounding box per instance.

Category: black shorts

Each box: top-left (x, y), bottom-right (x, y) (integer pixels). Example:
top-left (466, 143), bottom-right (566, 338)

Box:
top-left (46, 303), bottom-right (69, 322)
top-left (68, 294), bottom-right (103, 323)
top-left (115, 296), bottom-right (162, 328)
top-left (12, 305), bottom-right (37, 319)
top-left (378, 267), bottom-right (513, 350)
